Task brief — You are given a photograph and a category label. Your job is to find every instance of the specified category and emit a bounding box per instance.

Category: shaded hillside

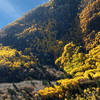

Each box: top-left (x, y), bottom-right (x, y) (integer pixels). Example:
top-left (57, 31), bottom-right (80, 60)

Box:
top-left (0, 0), bottom-right (99, 79)
top-left (35, 0), bottom-right (100, 99)
top-left (0, 0), bottom-right (82, 64)
top-left (0, 45), bottom-right (64, 82)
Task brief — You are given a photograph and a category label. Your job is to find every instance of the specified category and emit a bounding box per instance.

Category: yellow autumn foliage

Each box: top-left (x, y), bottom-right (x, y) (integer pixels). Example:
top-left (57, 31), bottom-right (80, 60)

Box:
top-left (0, 44), bottom-right (36, 68)
top-left (38, 42), bottom-right (100, 99)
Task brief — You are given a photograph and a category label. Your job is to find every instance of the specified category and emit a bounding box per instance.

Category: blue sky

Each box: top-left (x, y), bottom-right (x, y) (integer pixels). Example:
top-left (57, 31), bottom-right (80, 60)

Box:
top-left (0, 0), bottom-right (48, 29)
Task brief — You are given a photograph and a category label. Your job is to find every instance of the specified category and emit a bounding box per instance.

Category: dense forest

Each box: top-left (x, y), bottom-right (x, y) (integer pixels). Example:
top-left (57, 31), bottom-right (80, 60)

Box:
top-left (0, 0), bottom-right (100, 99)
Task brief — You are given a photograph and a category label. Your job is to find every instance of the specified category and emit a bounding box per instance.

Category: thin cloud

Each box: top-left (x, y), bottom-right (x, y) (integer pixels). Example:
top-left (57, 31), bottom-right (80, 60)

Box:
top-left (0, 0), bottom-right (20, 18)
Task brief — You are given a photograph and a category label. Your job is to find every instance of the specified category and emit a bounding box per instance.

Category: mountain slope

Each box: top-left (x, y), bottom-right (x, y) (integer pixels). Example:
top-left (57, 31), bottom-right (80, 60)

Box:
top-left (36, 0), bottom-right (100, 99)
top-left (0, 0), bottom-right (82, 64)
top-left (80, 0), bottom-right (100, 50)
top-left (0, 0), bottom-right (100, 99)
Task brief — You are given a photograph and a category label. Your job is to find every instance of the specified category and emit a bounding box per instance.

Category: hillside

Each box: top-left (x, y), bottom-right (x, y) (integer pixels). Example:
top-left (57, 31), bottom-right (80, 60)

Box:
top-left (0, 0), bottom-right (99, 100)
top-left (80, 0), bottom-right (100, 50)
top-left (0, 0), bottom-right (82, 65)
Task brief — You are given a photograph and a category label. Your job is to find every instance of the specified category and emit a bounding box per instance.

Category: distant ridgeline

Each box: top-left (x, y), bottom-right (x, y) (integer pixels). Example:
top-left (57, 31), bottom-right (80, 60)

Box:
top-left (0, 0), bottom-right (99, 99)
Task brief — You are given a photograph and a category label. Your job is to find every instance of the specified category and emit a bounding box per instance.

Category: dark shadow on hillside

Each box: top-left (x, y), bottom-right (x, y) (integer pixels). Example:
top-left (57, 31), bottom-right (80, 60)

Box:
top-left (0, 64), bottom-right (64, 83)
